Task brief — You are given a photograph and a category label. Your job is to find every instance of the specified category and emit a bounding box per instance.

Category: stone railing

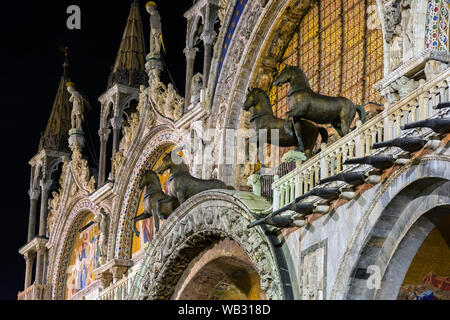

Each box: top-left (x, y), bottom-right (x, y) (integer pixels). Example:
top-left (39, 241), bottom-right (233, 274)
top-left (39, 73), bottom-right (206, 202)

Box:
top-left (272, 69), bottom-right (450, 211)
top-left (18, 284), bottom-right (48, 300)
top-left (99, 271), bottom-right (137, 301)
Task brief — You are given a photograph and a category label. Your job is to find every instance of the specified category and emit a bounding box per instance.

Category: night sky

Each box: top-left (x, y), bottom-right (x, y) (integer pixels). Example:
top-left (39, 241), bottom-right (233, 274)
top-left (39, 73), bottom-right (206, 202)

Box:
top-left (1, 0), bottom-right (196, 300)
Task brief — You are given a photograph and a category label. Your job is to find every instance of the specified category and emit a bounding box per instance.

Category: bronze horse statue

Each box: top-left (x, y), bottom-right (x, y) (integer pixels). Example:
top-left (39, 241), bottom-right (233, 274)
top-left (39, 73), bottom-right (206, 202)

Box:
top-left (132, 170), bottom-right (179, 237)
top-left (156, 151), bottom-right (234, 204)
top-left (243, 87), bottom-right (328, 157)
top-left (274, 65), bottom-right (368, 143)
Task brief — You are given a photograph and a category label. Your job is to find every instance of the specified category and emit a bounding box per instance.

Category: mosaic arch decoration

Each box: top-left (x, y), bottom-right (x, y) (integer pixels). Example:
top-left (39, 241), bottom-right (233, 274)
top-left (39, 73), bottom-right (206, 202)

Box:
top-left (426, 0), bottom-right (449, 50)
top-left (114, 129), bottom-right (184, 260)
top-left (51, 199), bottom-right (98, 300)
top-left (65, 212), bottom-right (100, 300)
top-left (217, 0), bottom-right (249, 80)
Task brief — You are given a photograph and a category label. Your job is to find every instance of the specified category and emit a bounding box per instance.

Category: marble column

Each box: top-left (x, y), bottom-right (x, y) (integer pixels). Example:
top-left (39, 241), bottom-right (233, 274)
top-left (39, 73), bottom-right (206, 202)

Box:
top-left (27, 189), bottom-right (40, 243)
top-left (111, 116), bottom-right (123, 158)
top-left (202, 31), bottom-right (216, 87)
top-left (24, 252), bottom-right (35, 290)
top-left (98, 128), bottom-right (111, 186)
top-left (38, 180), bottom-right (52, 237)
top-left (35, 244), bottom-right (46, 286)
top-left (184, 46), bottom-right (198, 108)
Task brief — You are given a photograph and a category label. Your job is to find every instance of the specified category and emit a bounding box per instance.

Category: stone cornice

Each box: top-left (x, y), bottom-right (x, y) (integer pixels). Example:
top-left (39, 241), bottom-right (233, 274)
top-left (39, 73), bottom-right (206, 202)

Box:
top-left (19, 237), bottom-right (49, 256)
top-left (375, 49), bottom-right (450, 90)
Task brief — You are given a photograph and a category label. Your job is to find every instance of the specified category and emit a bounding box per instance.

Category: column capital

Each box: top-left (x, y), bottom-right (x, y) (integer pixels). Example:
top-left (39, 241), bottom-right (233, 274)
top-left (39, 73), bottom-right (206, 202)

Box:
top-left (40, 179), bottom-right (53, 192)
top-left (201, 31), bottom-right (217, 45)
top-left (28, 189), bottom-right (40, 201)
top-left (98, 128), bottom-right (112, 140)
top-left (36, 243), bottom-right (47, 255)
top-left (24, 251), bottom-right (36, 261)
top-left (184, 46), bottom-right (199, 60)
top-left (110, 117), bottom-right (123, 130)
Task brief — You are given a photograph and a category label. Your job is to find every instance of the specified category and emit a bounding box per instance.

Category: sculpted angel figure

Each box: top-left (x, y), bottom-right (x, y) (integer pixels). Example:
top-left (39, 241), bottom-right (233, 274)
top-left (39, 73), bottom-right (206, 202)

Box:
top-left (67, 82), bottom-right (91, 130)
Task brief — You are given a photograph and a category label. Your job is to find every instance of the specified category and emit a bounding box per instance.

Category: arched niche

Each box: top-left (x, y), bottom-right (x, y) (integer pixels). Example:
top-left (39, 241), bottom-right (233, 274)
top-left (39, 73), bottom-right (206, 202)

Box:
top-left (49, 199), bottom-right (99, 300)
top-left (129, 190), bottom-right (291, 300)
top-left (327, 156), bottom-right (450, 300)
top-left (173, 238), bottom-right (266, 300)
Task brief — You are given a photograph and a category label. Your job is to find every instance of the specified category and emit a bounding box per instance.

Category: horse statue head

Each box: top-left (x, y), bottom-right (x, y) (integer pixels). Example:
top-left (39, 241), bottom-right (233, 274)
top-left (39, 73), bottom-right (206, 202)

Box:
top-left (157, 148), bottom-right (188, 175)
top-left (243, 87), bottom-right (268, 111)
top-left (274, 65), bottom-right (311, 90)
top-left (138, 170), bottom-right (161, 190)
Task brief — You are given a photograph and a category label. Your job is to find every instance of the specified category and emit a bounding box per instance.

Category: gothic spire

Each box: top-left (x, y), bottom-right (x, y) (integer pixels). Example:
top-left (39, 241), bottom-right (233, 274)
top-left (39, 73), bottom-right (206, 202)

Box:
top-left (108, 1), bottom-right (147, 88)
top-left (39, 49), bottom-right (72, 152)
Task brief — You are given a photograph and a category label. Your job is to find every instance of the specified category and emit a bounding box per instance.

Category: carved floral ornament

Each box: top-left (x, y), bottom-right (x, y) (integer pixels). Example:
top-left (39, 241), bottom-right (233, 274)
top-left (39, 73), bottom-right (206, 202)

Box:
top-left (132, 193), bottom-right (284, 301)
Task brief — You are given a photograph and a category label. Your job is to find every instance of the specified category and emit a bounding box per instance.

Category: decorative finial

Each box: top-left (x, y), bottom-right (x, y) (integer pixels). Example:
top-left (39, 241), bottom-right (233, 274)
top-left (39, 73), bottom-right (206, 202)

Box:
top-left (59, 46), bottom-right (70, 79)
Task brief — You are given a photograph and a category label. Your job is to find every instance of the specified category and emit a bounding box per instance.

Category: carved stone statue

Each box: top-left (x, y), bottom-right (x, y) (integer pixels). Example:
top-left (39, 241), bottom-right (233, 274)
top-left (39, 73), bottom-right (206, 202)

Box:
top-left (95, 208), bottom-right (110, 264)
top-left (191, 73), bottom-right (203, 105)
top-left (384, 0), bottom-right (402, 43)
top-left (390, 76), bottom-right (419, 99)
top-left (146, 2), bottom-right (163, 59)
top-left (67, 82), bottom-right (90, 131)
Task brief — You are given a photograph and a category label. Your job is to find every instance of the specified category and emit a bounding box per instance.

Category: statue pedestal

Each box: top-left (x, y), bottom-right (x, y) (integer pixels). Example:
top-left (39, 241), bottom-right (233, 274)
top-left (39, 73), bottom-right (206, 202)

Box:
top-left (68, 129), bottom-right (85, 151)
top-left (145, 57), bottom-right (164, 75)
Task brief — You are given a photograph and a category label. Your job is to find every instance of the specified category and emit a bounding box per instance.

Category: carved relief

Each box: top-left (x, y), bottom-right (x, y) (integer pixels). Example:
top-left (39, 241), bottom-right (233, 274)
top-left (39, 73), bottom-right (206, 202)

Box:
top-left (148, 70), bottom-right (185, 122)
top-left (134, 198), bottom-right (283, 301)
top-left (71, 143), bottom-right (96, 194)
top-left (300, 241), bottom-right (327, 300)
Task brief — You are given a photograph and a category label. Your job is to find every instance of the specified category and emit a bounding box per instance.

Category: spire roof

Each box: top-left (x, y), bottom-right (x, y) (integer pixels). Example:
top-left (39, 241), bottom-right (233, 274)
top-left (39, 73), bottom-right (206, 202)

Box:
top-left (108, 1), bottom-right (147, 88)
top-left (39, 51), bottom-right (72, 152)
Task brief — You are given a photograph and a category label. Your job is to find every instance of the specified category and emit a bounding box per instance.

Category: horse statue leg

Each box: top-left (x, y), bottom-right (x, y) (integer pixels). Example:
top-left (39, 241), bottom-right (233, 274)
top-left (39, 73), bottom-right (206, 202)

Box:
top-left (132, 212), bottom-right (152, 237)
top-left (292, 117), bottom-right (305, 153)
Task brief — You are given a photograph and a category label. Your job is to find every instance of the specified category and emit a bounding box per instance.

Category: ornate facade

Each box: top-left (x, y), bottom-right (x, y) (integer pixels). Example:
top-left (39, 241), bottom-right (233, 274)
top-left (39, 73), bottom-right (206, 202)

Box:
top-left (19, 0), bottom-right (450, 300)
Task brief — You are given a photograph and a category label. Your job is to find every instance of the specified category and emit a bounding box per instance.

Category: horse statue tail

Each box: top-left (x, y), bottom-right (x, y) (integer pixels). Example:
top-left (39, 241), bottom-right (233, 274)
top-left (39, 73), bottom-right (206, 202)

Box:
top-left (356, 104), bottom-right (367, 124)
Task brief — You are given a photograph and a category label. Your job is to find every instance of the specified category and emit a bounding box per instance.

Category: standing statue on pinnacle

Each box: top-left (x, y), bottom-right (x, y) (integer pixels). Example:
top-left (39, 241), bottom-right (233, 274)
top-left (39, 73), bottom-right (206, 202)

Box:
top-left (67, 82), bottom-right (91, 131)
top-left (146, 1), bottom-right (165, 60)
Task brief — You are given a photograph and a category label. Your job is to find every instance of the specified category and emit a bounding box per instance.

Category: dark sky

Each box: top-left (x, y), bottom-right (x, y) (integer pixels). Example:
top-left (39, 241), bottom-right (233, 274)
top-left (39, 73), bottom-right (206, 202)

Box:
top-left (0, 0), bottom-right (195, 300)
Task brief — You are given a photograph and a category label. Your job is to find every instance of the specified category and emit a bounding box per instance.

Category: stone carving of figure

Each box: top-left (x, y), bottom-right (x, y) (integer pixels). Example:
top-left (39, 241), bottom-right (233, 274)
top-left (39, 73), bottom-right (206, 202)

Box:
top-left (149, 69), bottom-right (167, 115)
top-left (384, 0), bottom-right (402, 43)
top-left (146, 2), bottom-right (163, 59)
top-left (191, 73), bottom-right (203, 105)
top-left (67, 82), bottom-right (90, 131)
top-left (95, 208), bottom-right (109, 264)
top-left (391, 76), bottom-right (419, 99)
top-left (164, 83), bottom-right (177, 118)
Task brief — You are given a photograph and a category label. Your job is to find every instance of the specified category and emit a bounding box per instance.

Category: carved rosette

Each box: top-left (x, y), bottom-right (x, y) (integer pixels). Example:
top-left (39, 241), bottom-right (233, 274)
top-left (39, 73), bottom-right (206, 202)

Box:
top-left (131, 192), bottom-right (283, 301)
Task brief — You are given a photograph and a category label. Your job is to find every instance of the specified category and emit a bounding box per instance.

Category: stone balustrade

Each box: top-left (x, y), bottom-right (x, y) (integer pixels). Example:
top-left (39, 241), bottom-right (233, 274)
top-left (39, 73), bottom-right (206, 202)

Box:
top-left (17, 284), bottom-right (48, 300)
top-left (272, 69), bottom-right (450, 211)
top-left (99, 271), bottom-right (136, 301)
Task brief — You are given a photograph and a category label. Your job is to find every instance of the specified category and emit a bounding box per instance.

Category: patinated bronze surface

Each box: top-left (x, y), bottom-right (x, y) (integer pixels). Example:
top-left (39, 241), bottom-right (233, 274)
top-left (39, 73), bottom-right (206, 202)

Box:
top-left (274, 66), bottom-right (367, 140)
top-left (373, 137), bottom-right (426, 153)
top-left (243, 87), bottom-right (328, 156)
top-left (402, 118), bottom-right (450, 134)
top-left (344, 155), bottom-right (396, 171)
top-left (132, 170), bottom-right (179, 237)
top-left (156, 152), bottom-right (233, 204)
top-left (318, 171), bottom-right (368, 186)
